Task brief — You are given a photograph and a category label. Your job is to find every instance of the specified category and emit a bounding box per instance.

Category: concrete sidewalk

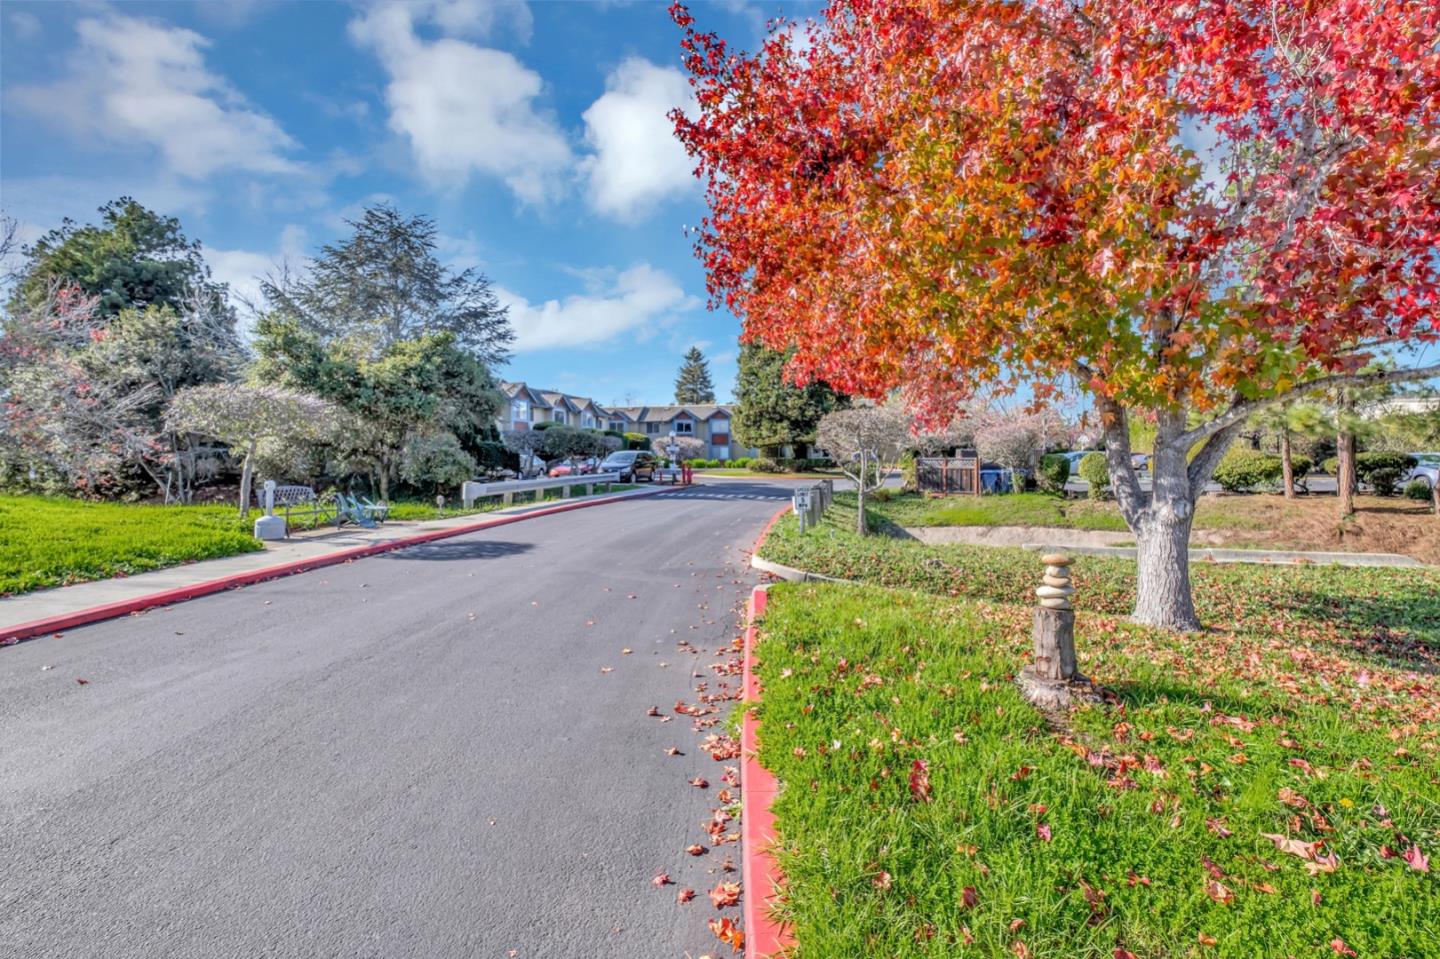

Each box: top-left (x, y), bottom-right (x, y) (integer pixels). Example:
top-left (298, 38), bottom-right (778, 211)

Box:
top-left (1, 486), bottom-right (668, 639)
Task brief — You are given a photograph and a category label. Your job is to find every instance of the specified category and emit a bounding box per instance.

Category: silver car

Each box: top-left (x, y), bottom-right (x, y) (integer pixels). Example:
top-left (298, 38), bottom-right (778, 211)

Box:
top-left (1404, 452), bottom-right (1440, 490)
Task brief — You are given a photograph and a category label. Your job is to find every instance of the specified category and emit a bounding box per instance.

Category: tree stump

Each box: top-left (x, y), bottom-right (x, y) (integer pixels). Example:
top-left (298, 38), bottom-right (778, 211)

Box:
top-left (1017, 554), bottom-right (1104, 711)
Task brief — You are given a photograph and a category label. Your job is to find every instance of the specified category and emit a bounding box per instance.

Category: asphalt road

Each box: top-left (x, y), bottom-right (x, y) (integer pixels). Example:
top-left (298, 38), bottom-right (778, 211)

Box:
top-left (0, 480), bottom-right (798, 959)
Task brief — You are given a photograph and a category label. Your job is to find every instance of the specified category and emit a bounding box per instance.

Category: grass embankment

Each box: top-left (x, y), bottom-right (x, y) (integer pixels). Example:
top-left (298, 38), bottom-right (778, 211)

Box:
top-left (875, 491), bottom-right (1438, 564)
top-left (0, 495), bottom-right (262, 597)
top-left (759, 494), bottom-right (1440, 660)
top-left (756, 582), bottom-right (1439, 958)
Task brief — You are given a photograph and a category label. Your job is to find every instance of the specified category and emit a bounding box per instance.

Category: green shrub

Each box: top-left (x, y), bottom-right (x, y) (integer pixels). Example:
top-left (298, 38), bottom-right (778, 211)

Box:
top-left (1320, 456), bottom-right (1339, 475)
top-left (1289, 454), bottom-right (1312, 478)
top-left (622, 432), bottom-right (649, 450)
top-left (730, 457), bottom-right (750, 468)
top-left (899, 450), bottom-right (918, 491)
top-left (532, 420), bottom-right (556, 431)
top-left (750, 456), bottom-right (784, 473)
top-left (1212, 447), bottom-right (1283, 492)
top-left (1037, 453), bottom-right (1070, 494)
top-left (1405, 479), bottom-right (1434, 501)
top-left (1356, 452), bottom-right (1416, 497)
top-left (471, 439), bottom-right (519, 474)
top-left (1078, 452), bottom-right (1109, 499)
top-left (1367, 467), bottom-right (1404, 496)
top-left (400, 432), bottom-right (476, 492)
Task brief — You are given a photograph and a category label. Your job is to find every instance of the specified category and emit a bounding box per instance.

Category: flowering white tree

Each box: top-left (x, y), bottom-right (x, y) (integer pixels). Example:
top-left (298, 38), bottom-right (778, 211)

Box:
top-left (651, 434), bottom-right (706, 465)
top-left (0, 283), bottom-right (164, 495)
top-left (817, 404), bottom-right (909, 534)
top-left (975, 409), bottom-right (1073, 491)
top-left (166, 384), bottom-right (338, 517)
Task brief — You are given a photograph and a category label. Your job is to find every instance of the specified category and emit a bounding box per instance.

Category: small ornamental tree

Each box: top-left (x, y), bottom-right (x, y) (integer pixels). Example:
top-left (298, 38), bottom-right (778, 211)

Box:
top-left (816, 404), bottom-right (908, 535)
top-left (652, 434), bottom-right (707, 465)
top-left (974, 410), bottom-right (1072, 492)
top-left (502, 429), bottom-right (546, 476)
top-left (674, 1), bottom-right (1440, 630)
top-left (166, 384), bottom-right (337, 518)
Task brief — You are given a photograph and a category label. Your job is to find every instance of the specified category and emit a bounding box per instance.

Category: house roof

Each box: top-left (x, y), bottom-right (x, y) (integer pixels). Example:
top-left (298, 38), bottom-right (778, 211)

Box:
top-left (611, 404), bottom-right (734, 423)
top-left (503, 382), bottom-right (634, 421)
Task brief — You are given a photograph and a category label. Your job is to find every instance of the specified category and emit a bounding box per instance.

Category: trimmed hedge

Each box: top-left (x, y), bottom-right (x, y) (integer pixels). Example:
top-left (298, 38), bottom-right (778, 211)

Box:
top-left (1078, 452), bottom-right (1108, 499)
top-left (1037, 453), bottom-right (1070, 494)
top-left (1212, 447), bottom-right (1283, 492)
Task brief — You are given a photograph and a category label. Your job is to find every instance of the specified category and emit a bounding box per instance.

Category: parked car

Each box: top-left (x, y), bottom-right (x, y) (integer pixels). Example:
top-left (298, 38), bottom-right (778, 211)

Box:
top-left (1405, 452), bottom-right (1440, 489)
top-left (548, 458), bottom-right (600, 478)
top-left (599, 450), bottom-right (659, 482)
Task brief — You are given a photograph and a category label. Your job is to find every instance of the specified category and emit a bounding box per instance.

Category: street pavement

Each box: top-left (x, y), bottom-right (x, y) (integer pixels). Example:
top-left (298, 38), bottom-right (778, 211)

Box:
top-left (0, 480), bottom-right (798, 959)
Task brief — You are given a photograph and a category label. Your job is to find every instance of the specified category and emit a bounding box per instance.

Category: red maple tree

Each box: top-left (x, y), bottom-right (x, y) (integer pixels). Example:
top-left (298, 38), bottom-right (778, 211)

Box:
top-left (672, 0), bottom-right (1440, 629)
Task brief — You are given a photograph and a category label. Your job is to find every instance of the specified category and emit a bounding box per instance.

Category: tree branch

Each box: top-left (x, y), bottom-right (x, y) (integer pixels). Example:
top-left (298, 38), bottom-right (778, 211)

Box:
top-left (1096, 399), bottom-right (1146, 530)
top-left (1178, 361), bottom-right (1440, 449)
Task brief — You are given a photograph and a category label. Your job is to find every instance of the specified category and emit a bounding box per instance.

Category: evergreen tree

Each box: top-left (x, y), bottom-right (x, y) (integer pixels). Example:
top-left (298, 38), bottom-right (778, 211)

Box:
top-left (674, 346), bottom-right (716, 404)
top-left (732, 342), bottom-right (847, 457)
top-left (261, 203), bottom-right (513, 364)
top-left (12, 197), bottom-right (232, 319)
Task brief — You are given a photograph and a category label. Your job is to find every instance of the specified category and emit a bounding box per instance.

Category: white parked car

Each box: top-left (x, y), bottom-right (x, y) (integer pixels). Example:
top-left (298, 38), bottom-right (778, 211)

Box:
top-left (1404, 452), bottom-right (1439, 489)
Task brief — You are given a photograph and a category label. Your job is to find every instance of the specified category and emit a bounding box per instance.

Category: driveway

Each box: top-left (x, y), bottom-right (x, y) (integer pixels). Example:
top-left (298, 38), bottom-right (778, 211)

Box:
top-left (0, 480), bottom-right (797, 958)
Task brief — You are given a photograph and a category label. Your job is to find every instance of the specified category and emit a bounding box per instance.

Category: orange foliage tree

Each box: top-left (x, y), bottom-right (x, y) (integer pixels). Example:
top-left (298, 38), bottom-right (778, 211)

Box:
top-left (672, 0), bottom-right (1440, 629)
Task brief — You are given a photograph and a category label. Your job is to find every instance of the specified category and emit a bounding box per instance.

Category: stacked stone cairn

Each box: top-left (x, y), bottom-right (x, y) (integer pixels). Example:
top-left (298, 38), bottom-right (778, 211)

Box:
top-left (1035, 553), bottom-right (1074, 610)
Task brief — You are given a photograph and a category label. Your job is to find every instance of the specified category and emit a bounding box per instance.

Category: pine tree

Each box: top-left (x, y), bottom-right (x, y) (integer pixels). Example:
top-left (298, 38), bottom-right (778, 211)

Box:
top-left (674, 346), bottom-right (716, 404)
top-left (733, 342), bottom-right (847, 457)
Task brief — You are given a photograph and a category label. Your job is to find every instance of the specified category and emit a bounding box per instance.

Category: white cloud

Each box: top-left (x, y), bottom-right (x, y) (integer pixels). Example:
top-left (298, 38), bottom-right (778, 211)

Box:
top-left (7, 10), bottom-right (41, 39)
top-left (11, 14), bottom-right (297, 179)
top-left (350, 3), bottom-right (569, 203)
top-left (499, 264), bottom-right (698, 352)
top-left (208, 224), bottom-right (309, 315)
top-left (580, 58), bottom-right (696, 221)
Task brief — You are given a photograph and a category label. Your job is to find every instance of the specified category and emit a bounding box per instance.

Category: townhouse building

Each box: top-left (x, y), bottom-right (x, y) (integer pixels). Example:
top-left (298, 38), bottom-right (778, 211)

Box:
top-left (497, 382), bottom-right (756, 461)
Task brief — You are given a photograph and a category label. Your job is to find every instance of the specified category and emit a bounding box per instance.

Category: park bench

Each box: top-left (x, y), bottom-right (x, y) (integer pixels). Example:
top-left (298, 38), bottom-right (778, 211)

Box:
top-left (254, 484), bottom-right (337, 531)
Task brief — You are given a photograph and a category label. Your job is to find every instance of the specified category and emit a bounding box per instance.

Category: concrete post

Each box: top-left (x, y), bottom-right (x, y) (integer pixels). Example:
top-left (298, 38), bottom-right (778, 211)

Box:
top-left (253, 480), bottom-right (285, 541)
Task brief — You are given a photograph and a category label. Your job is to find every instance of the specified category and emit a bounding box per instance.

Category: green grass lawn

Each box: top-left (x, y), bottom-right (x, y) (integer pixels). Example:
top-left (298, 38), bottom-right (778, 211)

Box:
top-left (869, 491), bottom-right (1268, 533)
top-left (760, 493), bottom-right (1440, 660)
top-left (0, 495), bottom-right (262, 597)
top-left (755, 582), bottom-right (1440, 958)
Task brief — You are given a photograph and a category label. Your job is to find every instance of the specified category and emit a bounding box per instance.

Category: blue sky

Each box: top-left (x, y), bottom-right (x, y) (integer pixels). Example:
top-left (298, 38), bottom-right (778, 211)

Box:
top-left (1, 0), bottom-right (812, 405)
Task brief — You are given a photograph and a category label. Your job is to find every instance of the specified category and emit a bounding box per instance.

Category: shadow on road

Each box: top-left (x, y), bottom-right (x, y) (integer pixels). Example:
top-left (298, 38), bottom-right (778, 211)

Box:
top-left (382, 540), bottom-right (534, 562)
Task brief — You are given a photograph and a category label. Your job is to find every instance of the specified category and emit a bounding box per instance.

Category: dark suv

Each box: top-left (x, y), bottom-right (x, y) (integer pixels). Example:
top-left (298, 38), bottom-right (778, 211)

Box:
top-left (600, 450), bottom-right (659, 482)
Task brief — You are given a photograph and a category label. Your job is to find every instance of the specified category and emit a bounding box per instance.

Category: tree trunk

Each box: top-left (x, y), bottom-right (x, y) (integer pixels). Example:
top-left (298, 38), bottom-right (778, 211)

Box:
top-left (1132, 495), bottom-right (1200, 631)
top-left (1280, 429), bottom-right (1295, 499)
top-left (855, 451), bottom-right (868, 536)
top-left (378, 460), bottom-right (391, 502)
top-left (238, 441), bottom-right (257, 520)
top-left (1100, 404), bottom-right (1222, 633)
top-left (1337, 428), bottom-right (1356, 517)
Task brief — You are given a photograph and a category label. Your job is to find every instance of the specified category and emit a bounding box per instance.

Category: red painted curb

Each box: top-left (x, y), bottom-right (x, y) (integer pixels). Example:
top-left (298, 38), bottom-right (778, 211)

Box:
top-left (740, 503), bottom-right (798, 957)
top-left (1, 486), bottom-right (683, 644)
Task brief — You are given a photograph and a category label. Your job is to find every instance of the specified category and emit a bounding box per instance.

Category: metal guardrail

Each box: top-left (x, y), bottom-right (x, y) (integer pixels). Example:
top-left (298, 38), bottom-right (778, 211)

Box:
top-left (792, 479), bottom-right (834, 532)
top-left (461, 472), bottom-right (624, 508)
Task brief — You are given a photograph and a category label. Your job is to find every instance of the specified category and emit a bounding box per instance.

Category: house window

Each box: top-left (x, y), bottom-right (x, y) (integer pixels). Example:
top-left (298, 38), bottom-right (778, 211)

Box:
top-left (645, 422), bottom-right (661, 434)
top-left (511, 400), bottom-right (529, 421)
top-left (711, 433), bottom-right (730, 447)
top-left (674, 420), bottom-right (694, 435)
top-left (553, 411), bottom-right (566, 425)
top-left (582, 414), bottom-right (594, 428)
